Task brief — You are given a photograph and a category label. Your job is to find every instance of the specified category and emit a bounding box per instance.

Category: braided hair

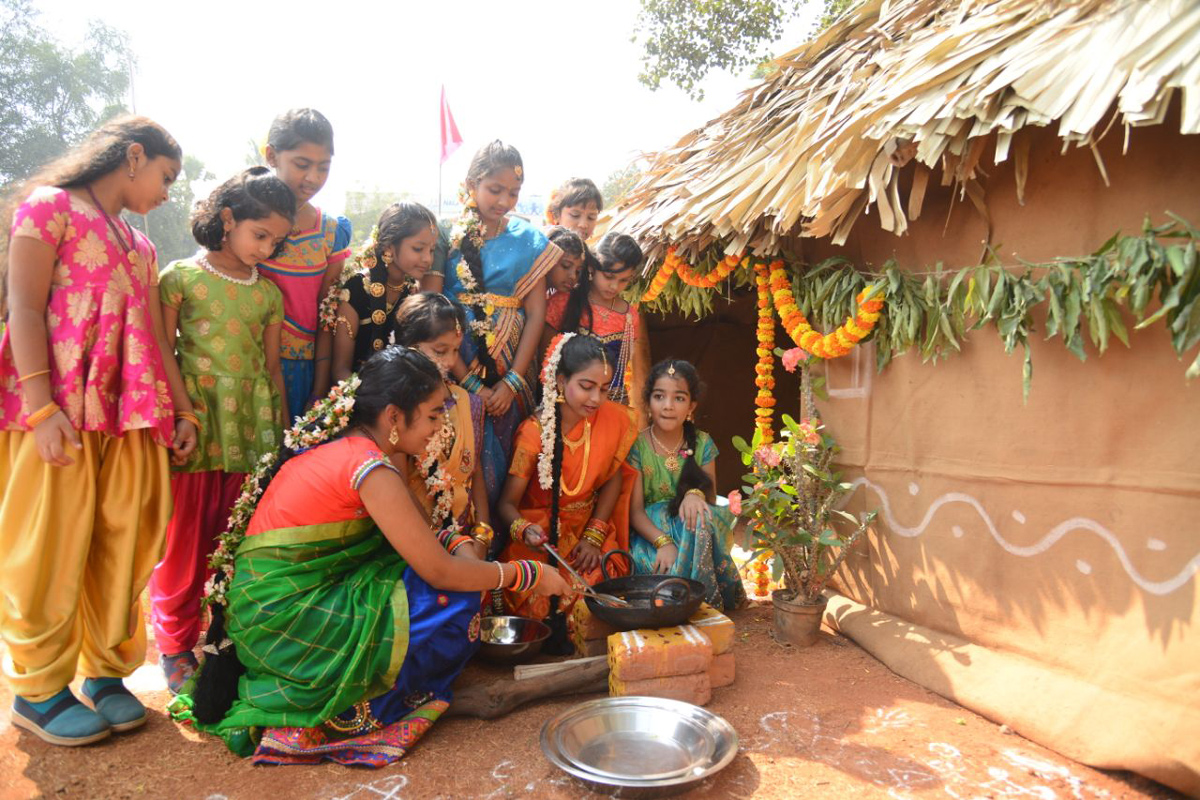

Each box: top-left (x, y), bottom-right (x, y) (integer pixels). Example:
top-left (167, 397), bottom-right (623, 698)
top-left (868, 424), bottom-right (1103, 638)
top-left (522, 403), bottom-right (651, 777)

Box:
top-left (360, 202), bottom-right (437, 340)
top-left (191, 347), bottom-right (443, 724)
top-left (561, 231), bottom-right (643, 334)
top-left (457, 140), bottom-right (523, 385)
top-left (643, 359), bottom-right (712, 517)
top-left (546, 335), bottom-right (608, 546)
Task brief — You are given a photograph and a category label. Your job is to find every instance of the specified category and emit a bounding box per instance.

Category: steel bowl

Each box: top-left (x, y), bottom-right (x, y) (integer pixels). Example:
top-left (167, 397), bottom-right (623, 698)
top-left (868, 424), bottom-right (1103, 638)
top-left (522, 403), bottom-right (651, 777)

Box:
top-left (477, 616), bottom-right (551, 664)
top-left (541, 696), bottom-right (739, 797)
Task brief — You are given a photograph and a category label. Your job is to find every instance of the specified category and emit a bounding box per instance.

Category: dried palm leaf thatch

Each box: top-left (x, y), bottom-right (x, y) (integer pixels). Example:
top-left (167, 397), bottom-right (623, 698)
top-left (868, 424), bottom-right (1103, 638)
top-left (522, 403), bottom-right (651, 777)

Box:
top-left (606, 0), bottom-right (1200, 262)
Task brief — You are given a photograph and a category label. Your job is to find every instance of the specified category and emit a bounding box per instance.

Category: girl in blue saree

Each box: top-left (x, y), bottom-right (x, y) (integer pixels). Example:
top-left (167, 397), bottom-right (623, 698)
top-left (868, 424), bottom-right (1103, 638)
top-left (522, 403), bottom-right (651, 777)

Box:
top-left (435, 142), bottom-right (562, 526)
top-left (176, 348), bottom-right (568, 766)
top-left (628, 360), bottom-right (747, 611)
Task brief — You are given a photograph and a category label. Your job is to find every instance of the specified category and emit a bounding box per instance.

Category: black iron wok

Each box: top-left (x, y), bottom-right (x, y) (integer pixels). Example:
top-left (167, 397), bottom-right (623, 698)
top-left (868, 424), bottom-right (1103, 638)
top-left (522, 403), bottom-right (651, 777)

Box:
top-left (585, 549), bottom-right (704, 630)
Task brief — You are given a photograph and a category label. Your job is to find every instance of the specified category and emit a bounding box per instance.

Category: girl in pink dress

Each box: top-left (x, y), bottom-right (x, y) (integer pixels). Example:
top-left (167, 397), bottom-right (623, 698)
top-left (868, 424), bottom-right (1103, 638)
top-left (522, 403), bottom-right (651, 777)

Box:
top-left (0, 116), bottom-right (197, 746)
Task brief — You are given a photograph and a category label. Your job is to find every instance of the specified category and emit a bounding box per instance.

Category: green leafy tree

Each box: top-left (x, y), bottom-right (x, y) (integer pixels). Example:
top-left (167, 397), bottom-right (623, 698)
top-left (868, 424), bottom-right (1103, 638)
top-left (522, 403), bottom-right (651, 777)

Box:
top-left (0, 0), bottom-right (133, 185)
top-left (634, 0), bottom-right (855, 99)
top-left (343, 188), bottom-right (416, 250)
top-left (128, 155), bottom-right (214, 267)
top-left (602, 164), bottom-right (642, 208)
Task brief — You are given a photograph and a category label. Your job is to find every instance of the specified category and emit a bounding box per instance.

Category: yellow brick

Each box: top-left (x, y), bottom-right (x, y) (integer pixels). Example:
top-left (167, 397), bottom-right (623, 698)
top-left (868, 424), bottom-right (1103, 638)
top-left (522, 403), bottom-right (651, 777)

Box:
top-left (609, 671), bottom-right (712, 706)
top-left (688, 602), bottom-right (735, 655)
top-left (607, 625), bottom-right (713, 681)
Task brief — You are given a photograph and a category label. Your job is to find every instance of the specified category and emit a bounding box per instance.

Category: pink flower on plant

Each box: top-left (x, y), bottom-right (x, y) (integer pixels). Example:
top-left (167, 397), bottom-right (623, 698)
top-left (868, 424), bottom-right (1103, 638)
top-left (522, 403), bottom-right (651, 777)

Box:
top-left (781, 347), bottom-right (805, 373)
top-left (797, 418), bottom-right (820, 445)
top-left (727, 490), bottom-right (742, 516)
top-left (754, 446), bottom-right (782, 468)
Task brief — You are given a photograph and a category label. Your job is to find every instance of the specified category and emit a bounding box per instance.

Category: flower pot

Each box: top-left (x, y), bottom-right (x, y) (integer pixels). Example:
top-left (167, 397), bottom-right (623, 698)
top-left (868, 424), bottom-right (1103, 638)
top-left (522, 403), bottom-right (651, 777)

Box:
top-left (771, 590), bottom-right (827, 647)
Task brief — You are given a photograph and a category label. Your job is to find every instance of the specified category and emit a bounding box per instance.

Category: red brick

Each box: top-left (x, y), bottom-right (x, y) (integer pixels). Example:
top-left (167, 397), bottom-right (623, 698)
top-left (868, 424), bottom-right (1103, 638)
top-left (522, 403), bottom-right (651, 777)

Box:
top-left (609, 671), bottom-right (712, 706)
top-left (708, 652), bottom-right (736, 688)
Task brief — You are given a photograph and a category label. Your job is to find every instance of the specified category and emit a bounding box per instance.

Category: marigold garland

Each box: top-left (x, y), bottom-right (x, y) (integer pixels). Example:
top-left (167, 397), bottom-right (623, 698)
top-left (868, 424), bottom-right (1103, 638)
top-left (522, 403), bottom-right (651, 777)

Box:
top-left (754, 261), bottom-right (777, 443)
top-left (676, 251), bottom-right (744, 288)
top-left (752, 553), bottom-right (772, 598)
top-left (641, 248), bottom-right (746, 302)
top-left (768, 262), bottom-right (884, 359)
top-left (640, 248), bottom-right (678, 303)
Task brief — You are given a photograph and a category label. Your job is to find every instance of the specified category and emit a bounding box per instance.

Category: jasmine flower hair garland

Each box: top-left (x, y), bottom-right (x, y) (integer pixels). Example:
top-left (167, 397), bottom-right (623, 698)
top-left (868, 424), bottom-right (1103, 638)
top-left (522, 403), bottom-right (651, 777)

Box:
top-left (537, 332), bottom-right (576, 490)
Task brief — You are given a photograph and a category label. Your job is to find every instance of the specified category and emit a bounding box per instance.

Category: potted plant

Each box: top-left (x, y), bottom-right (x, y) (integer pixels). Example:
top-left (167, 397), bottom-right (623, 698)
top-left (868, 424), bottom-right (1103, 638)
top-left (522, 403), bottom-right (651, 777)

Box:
top-left (732, 412), bottom-right (876, 647)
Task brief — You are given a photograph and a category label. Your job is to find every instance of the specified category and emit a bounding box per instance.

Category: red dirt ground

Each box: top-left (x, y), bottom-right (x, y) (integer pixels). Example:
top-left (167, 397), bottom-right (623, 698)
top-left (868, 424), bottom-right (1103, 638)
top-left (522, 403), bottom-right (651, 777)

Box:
top-left (0, 601), bottom-right (1183, 800)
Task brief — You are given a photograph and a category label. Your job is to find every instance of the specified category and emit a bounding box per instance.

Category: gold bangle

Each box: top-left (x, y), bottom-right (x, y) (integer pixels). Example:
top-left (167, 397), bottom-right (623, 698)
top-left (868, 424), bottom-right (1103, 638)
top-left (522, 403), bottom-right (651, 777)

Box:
top-left (17, 369), bottom-right (50, 383)
top-left (471, 522), bottom-right (495, 548)
top-left (653, 535), bottom-right (674, 550)
top-left (25, 401), bottom-right (60, 428)
top-left (685, 488), bottom-right (706, 500)
top-left (582, 527), bottom-right (606, 548)
top-left (175, 411), bottom-right (202, 432)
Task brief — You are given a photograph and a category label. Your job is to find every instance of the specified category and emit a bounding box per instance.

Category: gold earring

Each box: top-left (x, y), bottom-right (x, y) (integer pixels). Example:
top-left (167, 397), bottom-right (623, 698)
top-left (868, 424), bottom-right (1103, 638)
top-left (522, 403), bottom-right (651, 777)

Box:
top-left (388, 426), bottom-right (400, 445)
top-left (687, 411), bottom-right (695, 422)
top-left (382, 251), bottom-right (393, 266)
top-left (555, 394), bottom-right (565, 405)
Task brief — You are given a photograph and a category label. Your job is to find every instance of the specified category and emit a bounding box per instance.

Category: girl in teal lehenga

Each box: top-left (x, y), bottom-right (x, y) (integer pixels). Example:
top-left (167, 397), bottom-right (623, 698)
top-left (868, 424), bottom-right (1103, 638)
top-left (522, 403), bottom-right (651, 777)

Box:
top-left (627, 360), bottom-right (747, 611)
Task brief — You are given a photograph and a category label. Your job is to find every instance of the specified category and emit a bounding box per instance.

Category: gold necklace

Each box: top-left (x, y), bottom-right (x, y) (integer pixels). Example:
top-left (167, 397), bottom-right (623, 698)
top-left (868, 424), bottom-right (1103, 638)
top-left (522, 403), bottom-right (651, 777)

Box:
top-left (559, 420), bottom-right (591, 496)
top-left (648, 426), bottom-right (685, 471)
top-left (563, 419), bottom-right (590, 452)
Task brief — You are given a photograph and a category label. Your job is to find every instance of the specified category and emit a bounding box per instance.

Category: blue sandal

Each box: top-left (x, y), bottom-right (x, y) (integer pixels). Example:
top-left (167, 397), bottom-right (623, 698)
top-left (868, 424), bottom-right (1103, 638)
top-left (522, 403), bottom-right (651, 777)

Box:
top-left (12, 689), bottom-right (111, 746)
top-left (80, 678), bottom-right (146, 732)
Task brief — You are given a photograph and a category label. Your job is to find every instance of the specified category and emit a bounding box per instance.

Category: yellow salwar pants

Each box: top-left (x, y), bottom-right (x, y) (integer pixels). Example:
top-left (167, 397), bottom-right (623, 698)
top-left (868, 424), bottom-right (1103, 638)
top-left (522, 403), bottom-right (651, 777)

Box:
top-left (0, 429), bottom-right (170, 702)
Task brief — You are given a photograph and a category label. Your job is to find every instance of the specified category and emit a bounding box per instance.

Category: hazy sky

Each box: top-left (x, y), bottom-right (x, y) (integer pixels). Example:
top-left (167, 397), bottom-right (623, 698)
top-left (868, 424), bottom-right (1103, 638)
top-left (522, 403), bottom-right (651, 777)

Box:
top-left (35, 0), bottom-right (817, 214)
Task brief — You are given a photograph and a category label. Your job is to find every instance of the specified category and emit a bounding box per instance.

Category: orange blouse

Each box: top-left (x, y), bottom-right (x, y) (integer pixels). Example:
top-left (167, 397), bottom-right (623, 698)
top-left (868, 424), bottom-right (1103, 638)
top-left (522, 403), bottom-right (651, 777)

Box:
top-left (502, 400), bottom-right (638, 620)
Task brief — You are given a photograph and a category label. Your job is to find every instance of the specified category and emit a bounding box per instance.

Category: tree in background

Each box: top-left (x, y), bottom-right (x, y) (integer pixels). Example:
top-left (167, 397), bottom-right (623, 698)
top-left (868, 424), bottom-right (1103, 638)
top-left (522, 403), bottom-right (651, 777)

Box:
top-left (128, 155), bottom-right (214, 267)
top-left (602, 163), bottom-right (643, 208)
top-left (633, 0), bottom-right (854, 100)
top-left (343, 188), bottom-right (417, 250)
top-left (0, 0), bottom-right (132, 185)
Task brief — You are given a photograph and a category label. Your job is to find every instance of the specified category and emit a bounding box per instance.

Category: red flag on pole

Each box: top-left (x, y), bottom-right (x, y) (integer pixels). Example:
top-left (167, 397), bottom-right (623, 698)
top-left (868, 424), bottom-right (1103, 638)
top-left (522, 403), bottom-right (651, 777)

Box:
top-left (440, 86), bottom-right (463, 164)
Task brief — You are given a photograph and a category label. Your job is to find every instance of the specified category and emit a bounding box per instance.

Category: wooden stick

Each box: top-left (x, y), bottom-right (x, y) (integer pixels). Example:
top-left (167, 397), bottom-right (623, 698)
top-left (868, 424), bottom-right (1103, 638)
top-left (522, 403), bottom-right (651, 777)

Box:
top-left (447, 658), bottom-right (609, 720)
top-left (514, 655), bottom-right (606, 682)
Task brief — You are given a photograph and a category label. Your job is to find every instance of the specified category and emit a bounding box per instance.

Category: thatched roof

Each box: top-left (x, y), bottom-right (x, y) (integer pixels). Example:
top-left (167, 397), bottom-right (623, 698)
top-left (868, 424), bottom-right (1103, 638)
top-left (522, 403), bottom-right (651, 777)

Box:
top-left (607, 0), bottom-right (1200, 261)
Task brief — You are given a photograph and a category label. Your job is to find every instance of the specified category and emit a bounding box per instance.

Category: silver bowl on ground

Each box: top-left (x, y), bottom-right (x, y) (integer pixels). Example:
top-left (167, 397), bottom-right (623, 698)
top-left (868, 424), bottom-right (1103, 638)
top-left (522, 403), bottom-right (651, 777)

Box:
top-left (477, 615), bottom-right (551, 664)
top-left (541, 696), bottom-right (739, 797)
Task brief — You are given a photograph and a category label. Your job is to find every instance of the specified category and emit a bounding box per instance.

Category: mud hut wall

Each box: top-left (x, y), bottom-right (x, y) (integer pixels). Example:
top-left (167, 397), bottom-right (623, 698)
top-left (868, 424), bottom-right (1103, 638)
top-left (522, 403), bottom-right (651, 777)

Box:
top-left (644, 114), bottom-right (1198, 761)
top-left (801, 117), bottom-right (1199, 762)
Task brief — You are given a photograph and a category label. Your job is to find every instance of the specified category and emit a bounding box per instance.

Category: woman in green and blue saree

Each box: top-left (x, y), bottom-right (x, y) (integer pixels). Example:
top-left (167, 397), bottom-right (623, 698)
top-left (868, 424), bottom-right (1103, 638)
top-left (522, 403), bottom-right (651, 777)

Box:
top-left (173, 347), bottom-right (569, 766)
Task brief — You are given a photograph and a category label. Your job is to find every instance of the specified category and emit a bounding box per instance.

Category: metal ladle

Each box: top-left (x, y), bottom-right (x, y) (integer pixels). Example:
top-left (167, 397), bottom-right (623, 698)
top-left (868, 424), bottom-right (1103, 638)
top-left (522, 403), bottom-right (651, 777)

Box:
top-left (542, 543), bottom-right (632, 608)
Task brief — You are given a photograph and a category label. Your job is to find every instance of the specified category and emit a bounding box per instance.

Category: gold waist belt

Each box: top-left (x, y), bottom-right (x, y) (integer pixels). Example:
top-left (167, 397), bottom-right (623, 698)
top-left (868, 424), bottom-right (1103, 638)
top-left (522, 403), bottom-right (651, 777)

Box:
top-left (460, 292), bottom-right (521, 309)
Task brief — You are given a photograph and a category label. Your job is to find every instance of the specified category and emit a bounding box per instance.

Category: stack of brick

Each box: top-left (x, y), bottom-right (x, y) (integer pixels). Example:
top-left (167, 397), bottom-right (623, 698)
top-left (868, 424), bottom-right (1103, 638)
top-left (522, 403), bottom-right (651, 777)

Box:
top-left (606, 603), bottom-right (737, 705)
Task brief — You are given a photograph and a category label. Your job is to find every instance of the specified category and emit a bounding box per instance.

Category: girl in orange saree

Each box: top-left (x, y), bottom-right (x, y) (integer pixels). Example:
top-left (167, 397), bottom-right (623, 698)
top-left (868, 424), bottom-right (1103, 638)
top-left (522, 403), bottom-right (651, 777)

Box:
top-left (498, 334), bottom-right (637, 645)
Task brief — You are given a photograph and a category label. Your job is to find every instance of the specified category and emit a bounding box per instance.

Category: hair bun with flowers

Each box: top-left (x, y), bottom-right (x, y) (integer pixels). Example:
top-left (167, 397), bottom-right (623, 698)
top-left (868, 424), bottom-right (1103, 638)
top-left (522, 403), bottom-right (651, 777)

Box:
top-left (536, 332), bottom-right (575, 490)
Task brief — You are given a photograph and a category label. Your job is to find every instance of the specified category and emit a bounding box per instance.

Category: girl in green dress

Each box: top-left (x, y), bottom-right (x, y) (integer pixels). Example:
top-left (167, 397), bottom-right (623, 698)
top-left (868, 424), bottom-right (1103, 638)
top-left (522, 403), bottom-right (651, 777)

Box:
top-left (151, 168), bottom-right (293, 692)
top-left (628, 359), bottom-right (746, 611)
